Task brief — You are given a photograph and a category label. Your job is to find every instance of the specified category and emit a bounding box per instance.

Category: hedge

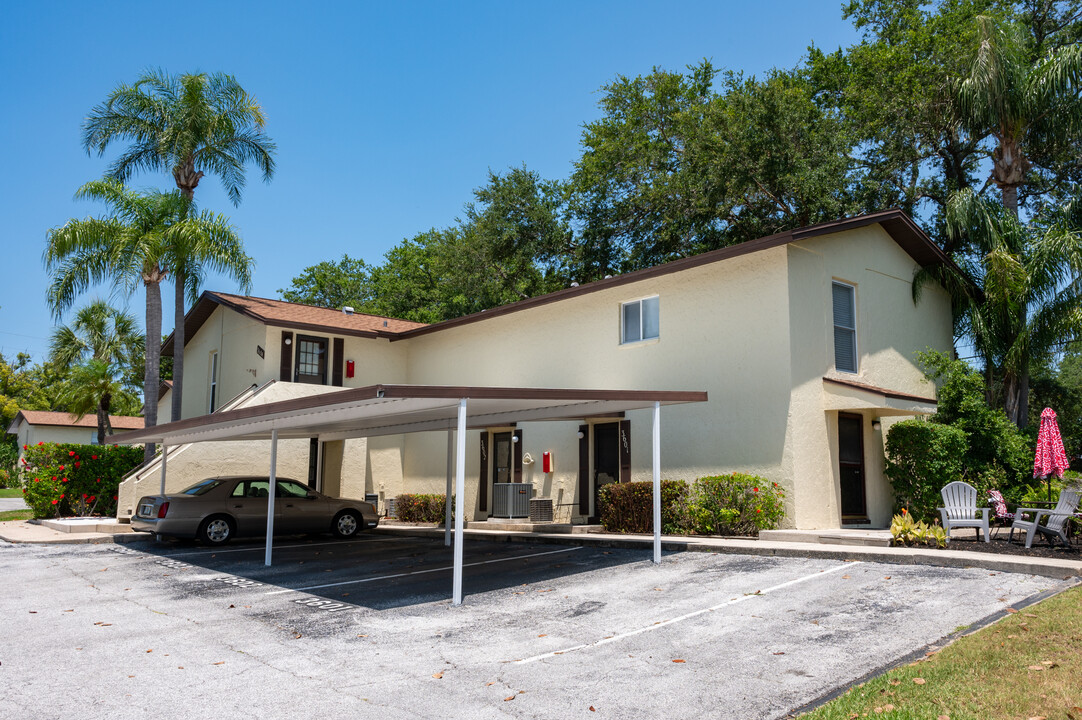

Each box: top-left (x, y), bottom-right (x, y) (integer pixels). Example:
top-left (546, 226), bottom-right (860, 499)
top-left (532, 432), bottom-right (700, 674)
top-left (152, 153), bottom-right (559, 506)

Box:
top-left (675, 473), bottom-right (786, 535)
top-left (597, 480), bottom-right (688, 534)
top-left (884, 419), bottom-right (967, 522)
top-left (393, 493), bottom-right (450, 523)
top-left (20, 442), bottom-right (143, 519)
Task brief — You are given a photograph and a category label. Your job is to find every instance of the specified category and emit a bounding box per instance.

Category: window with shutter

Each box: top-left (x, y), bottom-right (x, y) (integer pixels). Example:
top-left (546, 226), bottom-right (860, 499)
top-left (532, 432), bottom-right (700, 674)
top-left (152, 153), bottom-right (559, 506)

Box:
top-left (832, 282), bottom-right (857, 373)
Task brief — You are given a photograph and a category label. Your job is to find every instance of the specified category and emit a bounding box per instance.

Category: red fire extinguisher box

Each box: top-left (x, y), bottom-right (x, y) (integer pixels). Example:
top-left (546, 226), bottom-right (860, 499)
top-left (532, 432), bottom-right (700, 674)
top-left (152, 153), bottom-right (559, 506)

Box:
top-left (542, 451), bottom-right (552, 473)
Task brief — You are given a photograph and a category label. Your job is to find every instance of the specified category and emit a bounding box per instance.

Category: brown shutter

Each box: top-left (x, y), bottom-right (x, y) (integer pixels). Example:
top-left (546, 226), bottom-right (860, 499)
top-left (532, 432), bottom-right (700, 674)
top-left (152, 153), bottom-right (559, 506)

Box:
top-left (331, 338), bottom-right (344, 387)
top-left (619, 419), bottom-right (631, 483)
top-left (513, 429), bottom-right (523, 482)
top-left (280, 332), bottom-right (293, 381)
top-left (578, 424), bottom-right (590, 515)
top-left (478, 433), bottom-right (488, 513)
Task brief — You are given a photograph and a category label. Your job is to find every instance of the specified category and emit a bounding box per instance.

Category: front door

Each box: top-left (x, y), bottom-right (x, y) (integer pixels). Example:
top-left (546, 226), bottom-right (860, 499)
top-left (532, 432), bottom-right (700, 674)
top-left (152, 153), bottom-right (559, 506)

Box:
top-left (593, 422), bottom-right (620, 518)
top-left (838, 413), bottom-right (868, 523)
top-left (295, 336), bottom-right (327, 384)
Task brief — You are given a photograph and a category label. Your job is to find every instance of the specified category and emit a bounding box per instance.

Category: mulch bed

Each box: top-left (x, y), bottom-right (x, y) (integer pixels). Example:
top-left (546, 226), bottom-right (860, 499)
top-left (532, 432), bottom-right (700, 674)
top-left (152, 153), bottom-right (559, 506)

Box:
top-left (943, 529), bottom-right (1080, 559)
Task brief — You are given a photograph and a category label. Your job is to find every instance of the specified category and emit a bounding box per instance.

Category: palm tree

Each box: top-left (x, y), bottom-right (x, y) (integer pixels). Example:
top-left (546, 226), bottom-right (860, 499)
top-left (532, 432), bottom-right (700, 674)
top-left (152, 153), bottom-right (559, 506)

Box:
top-left (82, 69), bottom-right (276, 205)
top-left (49, 300), bottom-right (144, 443)
top-left (59, 360), bottom-right (129, 446)
top-left (165, 211), bottom-right (253, 421)
top-left (82, 69), bottom-right (274, 416)
top-left (933, 189), bottom-right (1082, 428)
top-left (957, 16), bottom-right (1082, 217)
top-left (44, 179), bottom-right (248, 460)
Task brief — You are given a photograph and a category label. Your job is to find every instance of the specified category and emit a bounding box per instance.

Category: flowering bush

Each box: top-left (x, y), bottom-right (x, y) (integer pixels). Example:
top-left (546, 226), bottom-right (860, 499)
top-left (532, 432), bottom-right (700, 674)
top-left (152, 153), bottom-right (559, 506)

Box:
top-left (20, 442), bottom-right (143, 519)
top-left (676, 473), bottom-right (786, 535)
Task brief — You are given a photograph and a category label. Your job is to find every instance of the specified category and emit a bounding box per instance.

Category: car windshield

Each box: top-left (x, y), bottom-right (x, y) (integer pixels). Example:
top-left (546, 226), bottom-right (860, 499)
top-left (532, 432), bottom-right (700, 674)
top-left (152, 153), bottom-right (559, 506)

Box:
top-left (179, 479), bottom-right (224, 496)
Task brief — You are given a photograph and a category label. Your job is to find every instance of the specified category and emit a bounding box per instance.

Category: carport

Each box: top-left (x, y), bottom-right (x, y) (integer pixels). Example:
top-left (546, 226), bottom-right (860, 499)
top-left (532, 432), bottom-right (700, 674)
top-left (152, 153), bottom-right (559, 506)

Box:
top-left (110, 384), bottom-right (707, 604)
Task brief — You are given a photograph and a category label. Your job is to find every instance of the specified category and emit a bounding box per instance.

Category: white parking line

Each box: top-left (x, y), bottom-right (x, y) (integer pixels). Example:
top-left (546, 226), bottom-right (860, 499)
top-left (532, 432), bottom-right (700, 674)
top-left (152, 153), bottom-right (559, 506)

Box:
top-left (159, 536), bottom-right (402, 558)
top-left (513, 561), bottom-right (861, 664)
top-left (263, 546), bottom-right (584, 595)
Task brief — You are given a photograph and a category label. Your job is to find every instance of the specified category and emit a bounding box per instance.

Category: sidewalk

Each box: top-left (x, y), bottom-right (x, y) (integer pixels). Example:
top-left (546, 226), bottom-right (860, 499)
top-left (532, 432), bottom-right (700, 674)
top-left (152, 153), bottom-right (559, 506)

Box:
top-left (3, 518), bottom-right (1080, 579)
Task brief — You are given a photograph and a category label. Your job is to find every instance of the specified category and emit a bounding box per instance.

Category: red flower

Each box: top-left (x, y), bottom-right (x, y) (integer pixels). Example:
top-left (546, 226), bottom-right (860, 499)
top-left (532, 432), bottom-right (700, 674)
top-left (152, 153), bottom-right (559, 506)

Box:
top-left (753, 487), bottom-right (759, 493)
top-left (22, 444), bottom-right (27, 450)
top-left (901, 508), bottom-right (907, 516)
top-left (773, 482), bottom-right (778, 488)
top-left (58, 465), bottom-right (64, 471)
top-left (112, 495), bottom-right (117, 500)
top-left (37, 441), bottom-right (43, 446)
top-left (51, 476), bottom-right (56, 481)
top-left (756, 508), bottom-right (762, 513)
top-left (22, 488), bottom-right (26, 494)
top-left (113, 444), bottom-right (118, 448)
top-left (62, 478), bottom-right (69, 483)
top-left (88, 496), bottom-right (95, 502)
top-left (96, 478), bottom-right (101, 483)
top-left (82, 493), bottom-right (87, 499)
top-left (59, 494), bottom-right (65, 499)
top-left (91, 455), bottom-right (98, 460)
top-left (34, 478), bottom-right (40, 483)
top-left (51, 500), bottom-right (58, 505)
top-left (68, 450), bottom-right (75, 457)
top-left (75, 461), bottom-right (81, 468)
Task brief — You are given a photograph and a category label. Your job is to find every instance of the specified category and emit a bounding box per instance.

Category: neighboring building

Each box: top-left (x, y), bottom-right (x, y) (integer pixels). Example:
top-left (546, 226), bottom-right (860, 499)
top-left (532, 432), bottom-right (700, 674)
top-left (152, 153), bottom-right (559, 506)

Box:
top-left (118, 210), bottom-right (954, 530)
top-left (7, 411), bottom-right (145, 459)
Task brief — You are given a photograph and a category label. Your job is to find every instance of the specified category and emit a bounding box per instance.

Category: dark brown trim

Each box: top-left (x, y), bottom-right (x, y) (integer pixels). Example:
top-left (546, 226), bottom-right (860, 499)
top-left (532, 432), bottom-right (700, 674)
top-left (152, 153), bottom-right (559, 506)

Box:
top-left (822, 376), bottom-right (937, 405)
top-left (513, 429), bottom-right (523, 483)
top-left (619, 419), bottom-right (631, 483)
top-left (393, 209), bottom-right (963, 342)
top-left (578, 424), bottom-right (590, 515)
top-left (478, 434), bottom-right (488, 513)
top-left (331, 338), bottom-right (344, 387)
top-left (279, 332), bottom-right (293, 382)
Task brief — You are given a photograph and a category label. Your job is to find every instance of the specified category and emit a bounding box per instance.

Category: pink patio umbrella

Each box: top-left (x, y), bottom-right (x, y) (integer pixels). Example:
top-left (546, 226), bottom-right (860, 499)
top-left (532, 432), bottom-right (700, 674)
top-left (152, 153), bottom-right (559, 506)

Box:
top-left (1034, 407), bottom-right (1070, 502)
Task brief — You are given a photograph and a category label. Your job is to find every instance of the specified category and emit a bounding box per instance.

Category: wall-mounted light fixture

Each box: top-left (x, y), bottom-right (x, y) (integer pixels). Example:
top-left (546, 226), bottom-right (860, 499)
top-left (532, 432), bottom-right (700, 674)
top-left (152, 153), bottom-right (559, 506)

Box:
top-left (576, 431), bottom-right (585, 439)
top-left (511, 435), bottom-right (519, 443)
top-left (284, 337), bottom-right (292, 345)
top-left (871, 419), bottom-right (882, 431)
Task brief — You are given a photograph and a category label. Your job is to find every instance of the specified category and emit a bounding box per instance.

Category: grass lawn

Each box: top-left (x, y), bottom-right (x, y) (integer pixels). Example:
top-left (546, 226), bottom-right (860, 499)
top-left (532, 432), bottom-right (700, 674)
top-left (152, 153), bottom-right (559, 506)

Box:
top-left (0, 488), bottom-right (25, 498)
top-left (801, 585), bottom-right (1082, 719)
top-left (0, 509), bottom-right (32, 521)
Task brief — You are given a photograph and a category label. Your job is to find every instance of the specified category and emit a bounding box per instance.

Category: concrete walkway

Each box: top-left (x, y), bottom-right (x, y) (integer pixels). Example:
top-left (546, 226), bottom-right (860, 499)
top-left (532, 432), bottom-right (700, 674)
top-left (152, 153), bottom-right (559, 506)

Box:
top-left (0, 497), bottom-right (28, 512)
top-left (3, 518), bottom-right (1079, 579)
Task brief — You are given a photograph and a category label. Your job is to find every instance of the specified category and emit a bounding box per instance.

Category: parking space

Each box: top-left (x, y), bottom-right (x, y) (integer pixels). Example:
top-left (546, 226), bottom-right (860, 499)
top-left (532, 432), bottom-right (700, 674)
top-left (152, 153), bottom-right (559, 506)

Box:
top-left (2, 535), bottom-right (1073, 719)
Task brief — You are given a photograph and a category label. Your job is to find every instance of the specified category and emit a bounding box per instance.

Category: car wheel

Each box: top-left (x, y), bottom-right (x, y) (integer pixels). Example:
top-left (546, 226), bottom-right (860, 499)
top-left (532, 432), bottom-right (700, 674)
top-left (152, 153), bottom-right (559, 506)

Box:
top-left (333, 510), bottom-right (361, 538)
top-left (198, 515), bottom-right (235, 546)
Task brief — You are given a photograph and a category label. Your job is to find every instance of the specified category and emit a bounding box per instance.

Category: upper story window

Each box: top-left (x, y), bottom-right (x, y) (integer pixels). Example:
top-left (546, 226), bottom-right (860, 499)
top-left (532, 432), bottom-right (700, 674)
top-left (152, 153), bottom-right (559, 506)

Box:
top-left (208, 351), bottom-right (219, 413)
top-left (832, 281), bottom-right (858, 373)
top-left (621, 296), bottom-right (660, 344)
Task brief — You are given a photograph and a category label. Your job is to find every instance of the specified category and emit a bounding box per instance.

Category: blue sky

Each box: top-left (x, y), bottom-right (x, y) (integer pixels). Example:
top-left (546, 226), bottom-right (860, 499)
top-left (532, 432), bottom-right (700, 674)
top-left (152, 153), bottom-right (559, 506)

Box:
top-left (0, 1), bottom-right (863, 362)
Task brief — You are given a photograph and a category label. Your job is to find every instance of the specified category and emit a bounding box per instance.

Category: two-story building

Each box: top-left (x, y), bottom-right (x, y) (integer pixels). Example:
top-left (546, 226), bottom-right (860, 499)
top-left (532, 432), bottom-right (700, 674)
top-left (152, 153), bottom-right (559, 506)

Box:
top-left (118, 210), bottom-right (954, 530)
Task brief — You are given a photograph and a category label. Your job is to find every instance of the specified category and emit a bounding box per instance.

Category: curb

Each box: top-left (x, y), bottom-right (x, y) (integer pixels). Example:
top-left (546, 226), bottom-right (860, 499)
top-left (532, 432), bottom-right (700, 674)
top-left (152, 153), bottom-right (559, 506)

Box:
top-left (371, 526), bottom-right (1082, 580)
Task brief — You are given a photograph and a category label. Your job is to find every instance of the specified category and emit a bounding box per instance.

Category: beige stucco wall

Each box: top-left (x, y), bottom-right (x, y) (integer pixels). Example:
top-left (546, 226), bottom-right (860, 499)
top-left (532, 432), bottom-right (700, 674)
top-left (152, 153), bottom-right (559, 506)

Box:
top-left (784, 226), bottom-right (953, 529)
top-left (14, 424), bottom-right (99, 456)
top-left (178, 306), bottom-right (270, 421)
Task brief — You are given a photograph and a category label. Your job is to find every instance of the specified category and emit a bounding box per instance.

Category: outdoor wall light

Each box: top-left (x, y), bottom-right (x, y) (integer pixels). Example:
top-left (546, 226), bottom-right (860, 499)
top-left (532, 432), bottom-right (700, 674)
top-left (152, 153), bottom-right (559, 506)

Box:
top-left (511, 435), bottom-right (519, 443)
top-left (284, 337), bottom-right (292, 345)
top-left (577, 431), bottom-right (585, 439)
top-left (871, 419), bottom-right (882, 431)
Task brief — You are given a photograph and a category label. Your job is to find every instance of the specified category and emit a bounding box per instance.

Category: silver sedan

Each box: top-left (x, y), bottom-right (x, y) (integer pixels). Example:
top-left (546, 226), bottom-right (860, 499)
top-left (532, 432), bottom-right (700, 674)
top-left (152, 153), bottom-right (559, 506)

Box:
top-left (132, 476), bottom-right (379, 545)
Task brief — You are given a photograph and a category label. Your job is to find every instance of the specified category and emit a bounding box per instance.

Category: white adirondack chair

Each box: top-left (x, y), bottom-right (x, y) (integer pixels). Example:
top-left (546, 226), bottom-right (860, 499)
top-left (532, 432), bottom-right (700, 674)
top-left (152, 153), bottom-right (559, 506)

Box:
top-left (938, 481), bottom-right (990, 543)
top-left (1009, 488), bottom-right (1081, 549)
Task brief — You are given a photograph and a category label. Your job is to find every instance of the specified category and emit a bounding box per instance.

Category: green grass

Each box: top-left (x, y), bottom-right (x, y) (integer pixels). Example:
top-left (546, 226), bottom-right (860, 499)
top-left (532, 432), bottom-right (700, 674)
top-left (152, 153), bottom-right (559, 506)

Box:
top-left (800, 586), bottom-right (1082, 720)
top-left (0, 509), bottom-right (32, 521)
top-left (0, 488), bottom-right (24, 498)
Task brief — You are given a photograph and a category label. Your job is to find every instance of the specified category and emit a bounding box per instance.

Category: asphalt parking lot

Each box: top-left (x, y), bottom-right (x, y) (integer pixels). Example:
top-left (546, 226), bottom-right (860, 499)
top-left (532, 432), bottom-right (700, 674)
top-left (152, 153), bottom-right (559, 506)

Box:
top-left (1, 533), bottom-right (1073, 719)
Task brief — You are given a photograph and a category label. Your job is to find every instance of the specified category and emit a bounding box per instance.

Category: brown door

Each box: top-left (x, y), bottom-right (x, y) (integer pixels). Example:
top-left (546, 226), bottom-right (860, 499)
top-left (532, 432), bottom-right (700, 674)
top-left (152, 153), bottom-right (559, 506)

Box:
top-left (838, 413), bottom-right (868, 523)
top-left (593, 422), bottom-right (620, 520)
top-left (295, 336), bottom-right (327, 384)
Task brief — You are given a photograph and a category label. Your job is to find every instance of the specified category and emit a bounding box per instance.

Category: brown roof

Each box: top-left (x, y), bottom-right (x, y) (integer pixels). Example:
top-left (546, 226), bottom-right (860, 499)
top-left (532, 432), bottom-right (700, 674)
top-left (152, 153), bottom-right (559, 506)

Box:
top-left (7, 410), bottom-right (145, 433)
top-left (395, 209), bottom-right (963, 340)
top-left (162, 292), bottom-right (428, 355)
top-left (822, 376), bottom-right (937, 405)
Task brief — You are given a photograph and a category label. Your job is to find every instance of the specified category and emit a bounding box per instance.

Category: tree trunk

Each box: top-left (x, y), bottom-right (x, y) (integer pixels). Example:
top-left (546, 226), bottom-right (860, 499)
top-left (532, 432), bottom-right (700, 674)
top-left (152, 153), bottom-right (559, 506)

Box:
top-left (172, 269), bottom-right (185, 423)
top-left (96, 400), bottom-right (107, 446)
top-left (143, 278), bottom-right (162, 463)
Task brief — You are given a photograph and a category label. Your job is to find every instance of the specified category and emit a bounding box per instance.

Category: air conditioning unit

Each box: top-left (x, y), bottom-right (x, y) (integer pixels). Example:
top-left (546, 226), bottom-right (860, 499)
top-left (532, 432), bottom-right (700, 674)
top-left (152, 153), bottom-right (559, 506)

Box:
top-left (529, 498), bottom-right (554, 523)
top-left (493, 483), bottom-right (531, 518)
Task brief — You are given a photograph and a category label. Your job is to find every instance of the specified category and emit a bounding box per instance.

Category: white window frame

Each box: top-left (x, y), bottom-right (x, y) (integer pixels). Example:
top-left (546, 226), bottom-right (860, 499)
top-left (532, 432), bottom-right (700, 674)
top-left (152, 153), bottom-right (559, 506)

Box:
top-left (832, 281), bottom-right (858, 374)
top-left (621, 295), bottom-right (660, 345)
top-left (208, 350), bottom-right (219, 413)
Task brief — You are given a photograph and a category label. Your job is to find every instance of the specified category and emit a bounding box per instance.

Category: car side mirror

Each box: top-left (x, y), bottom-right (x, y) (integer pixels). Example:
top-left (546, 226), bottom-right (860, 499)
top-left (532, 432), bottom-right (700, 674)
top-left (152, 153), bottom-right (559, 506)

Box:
top-left (306, 491), bottom-right (319, 499)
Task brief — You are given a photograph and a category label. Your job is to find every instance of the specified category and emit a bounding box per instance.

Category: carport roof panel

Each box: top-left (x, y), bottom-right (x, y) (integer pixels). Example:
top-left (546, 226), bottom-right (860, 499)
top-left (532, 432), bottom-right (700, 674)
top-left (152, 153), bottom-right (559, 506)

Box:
top-left (109, 384), bottom-right (709, 445)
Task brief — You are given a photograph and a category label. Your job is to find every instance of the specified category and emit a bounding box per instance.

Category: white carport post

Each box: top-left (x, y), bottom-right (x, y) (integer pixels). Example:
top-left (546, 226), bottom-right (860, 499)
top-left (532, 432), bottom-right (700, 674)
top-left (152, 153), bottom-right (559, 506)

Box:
top-left (264, 428), bottom-right (279, 567)
top-left (452, 398), bottom-right (467, 605)
top-left (445, 428), bottom-right (454, 547)
top-left (652, 401), bottom-right (661, 564)
top-left (159, 443), bottom-right (168, 496)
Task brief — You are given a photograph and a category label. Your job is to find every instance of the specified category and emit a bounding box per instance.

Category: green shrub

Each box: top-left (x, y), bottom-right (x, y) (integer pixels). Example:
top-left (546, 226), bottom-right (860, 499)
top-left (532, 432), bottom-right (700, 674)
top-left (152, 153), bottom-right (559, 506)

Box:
top-left (393, 493), bottom-right (449, 523)
top-left (597, 480), bottom-right (687, 533)
top-left (885, 419), bottom-right (967, 521)
top-left (20, 442), bottom-right (143, 519)
top-left (676, 473), bottom-right (786, 535)
top-left (890, 510), bottom-right (947, 548)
